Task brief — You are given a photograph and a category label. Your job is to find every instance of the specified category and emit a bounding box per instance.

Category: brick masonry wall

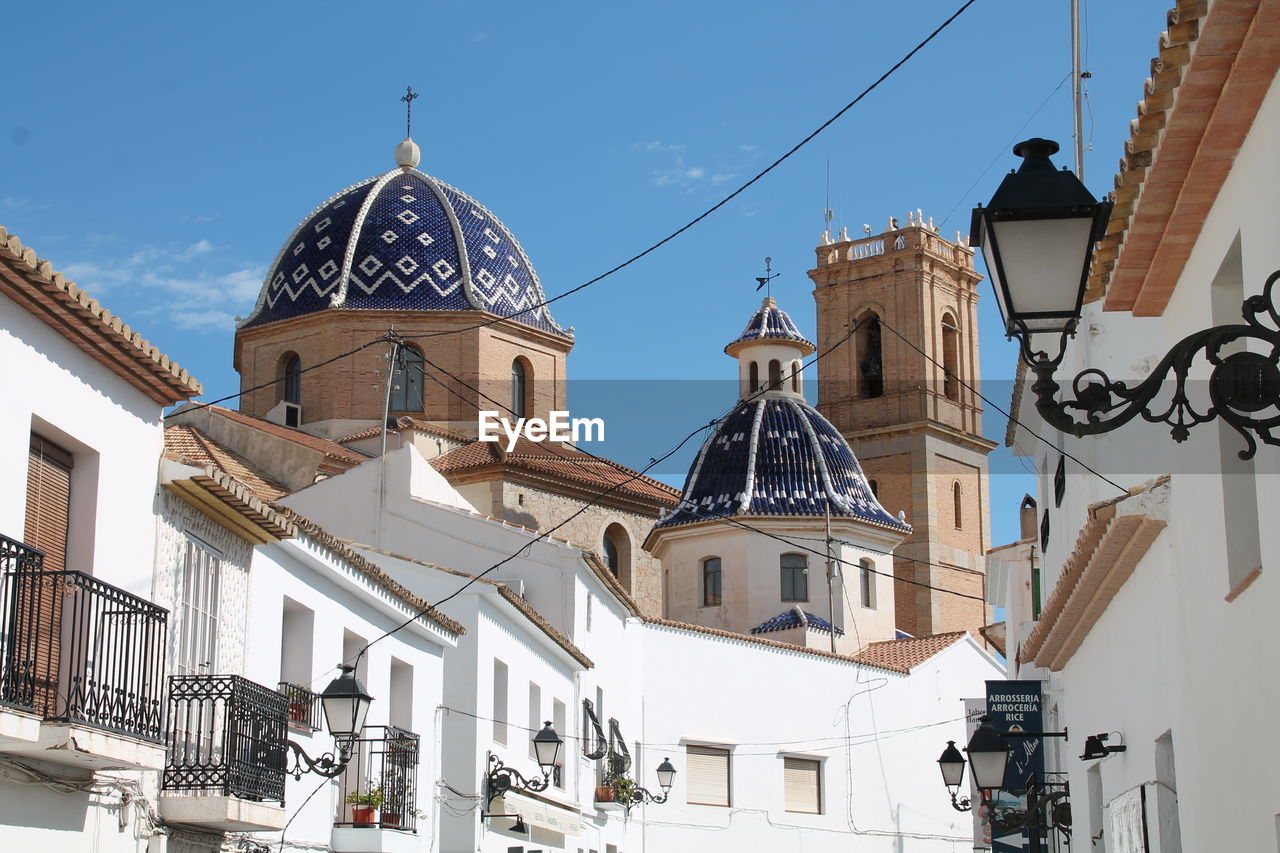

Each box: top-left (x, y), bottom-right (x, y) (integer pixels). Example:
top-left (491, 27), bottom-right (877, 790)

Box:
top-left (497, 481), bottom-right (663, 616)
top-left (153, 489), bottom-right (253, 675)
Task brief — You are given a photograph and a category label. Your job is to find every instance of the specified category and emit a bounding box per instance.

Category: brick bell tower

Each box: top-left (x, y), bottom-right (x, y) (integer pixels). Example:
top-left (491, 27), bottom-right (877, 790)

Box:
top-left (807, 213), bottom-right (995, 639)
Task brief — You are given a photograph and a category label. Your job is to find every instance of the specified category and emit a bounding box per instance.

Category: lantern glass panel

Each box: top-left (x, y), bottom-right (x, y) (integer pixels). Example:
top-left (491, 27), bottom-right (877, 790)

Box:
top-left (988, 215), bottom-right (1096, 333)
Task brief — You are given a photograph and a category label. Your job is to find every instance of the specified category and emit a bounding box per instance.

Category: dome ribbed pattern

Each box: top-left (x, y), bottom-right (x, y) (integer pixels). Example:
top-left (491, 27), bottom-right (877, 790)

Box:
top-left (657, 397), bottom-right (909, 532)
top-left (241, 168), bottom-right (569, 337)
top-left (724, 297), bottom-right (814, 353)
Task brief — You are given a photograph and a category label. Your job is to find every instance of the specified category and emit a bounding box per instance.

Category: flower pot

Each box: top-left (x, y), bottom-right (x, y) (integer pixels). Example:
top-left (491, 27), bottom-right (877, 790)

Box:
top-left (380, 811), bottom-right (401, 828)
top-left (594, 785), bottom-right (615, 803)
top-left (351, 806), bottom-right (376, 826)
top-left (288, 701), bottom-right (308, 724)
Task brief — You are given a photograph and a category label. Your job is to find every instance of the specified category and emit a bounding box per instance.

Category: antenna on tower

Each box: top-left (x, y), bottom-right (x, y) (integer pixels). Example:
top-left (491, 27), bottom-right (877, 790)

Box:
top-left (755, 256), bottom-right (779, 298)
top-left (823, 158), bottom-right (834, 236)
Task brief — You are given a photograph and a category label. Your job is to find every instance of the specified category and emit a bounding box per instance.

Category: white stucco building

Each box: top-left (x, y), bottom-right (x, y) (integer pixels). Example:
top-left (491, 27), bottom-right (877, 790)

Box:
top-left (994, 2), bottom-right (1280, 850)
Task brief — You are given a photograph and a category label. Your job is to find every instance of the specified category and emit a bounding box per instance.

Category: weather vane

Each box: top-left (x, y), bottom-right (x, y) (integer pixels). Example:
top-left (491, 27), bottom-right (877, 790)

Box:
top-left (401, 86), bottom-right (419, 137)
top-left (755, 257), bottom-right (779, 297)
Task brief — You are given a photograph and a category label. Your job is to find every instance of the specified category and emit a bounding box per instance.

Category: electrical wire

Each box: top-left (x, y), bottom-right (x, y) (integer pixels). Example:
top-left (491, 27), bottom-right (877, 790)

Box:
top-left (276, 776), bottom-right (332, 853)
top-left (397, 0), bottom-right (981, 344)
top-left (874, 315), bottom-right (1129, 495)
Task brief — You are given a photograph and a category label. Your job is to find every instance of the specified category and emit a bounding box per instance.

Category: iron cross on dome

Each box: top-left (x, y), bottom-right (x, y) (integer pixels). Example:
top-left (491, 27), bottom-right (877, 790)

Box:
top-left (400, 86), bottom-right (419, 137)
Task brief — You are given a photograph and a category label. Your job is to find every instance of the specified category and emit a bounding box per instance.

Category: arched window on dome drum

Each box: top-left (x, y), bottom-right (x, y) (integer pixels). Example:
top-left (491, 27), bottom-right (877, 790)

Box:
top-left (390, 346), bottom-right (425, 412)
top-left (790, 361), bottom-right (801, 393)
top-left (511, 359), bottom-right (529, 420)
top-left (602, 523), bottom-right (630, 585)
top-left (780, 553), bottom-right (808, 602)
top-left (282, 354), bottom-right (302, 405)
top-left (953, 481), bottom-right (963, 529)
top-left (868, 479), bottom-right (879, 498)
top-left (856, 312), bottom-right (883, 398)
top-left (749, 361), bottom-right (760, 394)
top-left (859, 559), bottom-right (876, 609)
top-left (942, 313), bottom-right (960, 401)
top-left (702, 557), bottom-right (722, 606)
top-left (768, 359), bottom-right (782, 390)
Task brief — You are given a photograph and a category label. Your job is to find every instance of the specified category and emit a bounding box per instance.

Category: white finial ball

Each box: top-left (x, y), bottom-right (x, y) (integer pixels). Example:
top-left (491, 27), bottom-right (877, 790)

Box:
top-left (395, 137), bottom-right (421, 169)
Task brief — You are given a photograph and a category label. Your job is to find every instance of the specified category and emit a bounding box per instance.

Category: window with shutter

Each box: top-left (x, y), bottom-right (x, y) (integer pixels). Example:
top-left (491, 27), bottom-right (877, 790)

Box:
top-left (22, 435), bottom-right (73, 715)
top-left (175, 536), bottom-right (222, 675)
top-left (783, 756), bottom-right (821, 813)
top-left (686, 745), bottom-right (730, 806)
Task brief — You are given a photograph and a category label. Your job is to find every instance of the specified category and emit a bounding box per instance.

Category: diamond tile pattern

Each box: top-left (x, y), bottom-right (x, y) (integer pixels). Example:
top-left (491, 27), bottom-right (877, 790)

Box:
top-left (242, 168), bottom-right (568, 337)
top-left (658, 398), bottom-right (909, 531)
top-left (250, 180), bottom-right (376, 325)
top-left (749, 609), bottom-right (844, 636)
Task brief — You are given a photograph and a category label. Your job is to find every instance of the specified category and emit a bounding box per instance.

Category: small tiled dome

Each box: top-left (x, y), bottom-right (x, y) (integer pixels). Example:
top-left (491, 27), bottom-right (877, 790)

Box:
top-left (656, 395), bottom-right (909, 532)
top-left (724, 296), bottom-right (815, 355)
top-left (240, 142), bottom-right (569, 338)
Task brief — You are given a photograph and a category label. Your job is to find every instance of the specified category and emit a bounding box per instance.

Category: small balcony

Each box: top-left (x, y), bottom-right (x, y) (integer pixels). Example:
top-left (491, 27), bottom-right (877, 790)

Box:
top-left (160, 673), bottom-right (288, 831)
top-left (279, 680), bottom-right (322, 733)
top-left (0, 534), bottom-right (168, 770)
top-left (333, 725), bottom-right (422, 853)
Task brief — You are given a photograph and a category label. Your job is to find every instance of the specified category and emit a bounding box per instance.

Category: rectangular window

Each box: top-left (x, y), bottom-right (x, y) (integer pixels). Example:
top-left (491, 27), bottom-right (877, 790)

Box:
top-left (783, 757), bottom-right (821, 813)
top-left (1053, 456), bottom-right (1066, 507)
top-left (780, 554), bottom-right (808, 602)
top-left (390, 658), bottom-right (414, 731)
top-left (493, 659), bottom-right (509, 745)
top-left (859, 560), bottom-right (875, 609)
top-left (25, 435), bottom-right (73, 572)
top-left (702, 557), bottom-right (722, 606)
top-left (279, 598), bottom-right (314, 684)
top-left (686, 745), bottom-right (730, 806)
top-left (528, 682), bottom-right (542, 761)
top-left (176, 535), bottom-right (221, 675)
top-left (552, 698), bottom-right (566, 789)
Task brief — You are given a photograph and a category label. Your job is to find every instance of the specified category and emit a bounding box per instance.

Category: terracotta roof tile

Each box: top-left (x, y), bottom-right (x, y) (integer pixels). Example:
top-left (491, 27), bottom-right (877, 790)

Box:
top-left (851, 631), bottom-right (968, 672)
top-left (433, 438), bottom-right (680, 506)
top-left (208, 406), bottom-right (370, 465)
top-left (0, 225), bottom-right (203, 404)
top-left (164, 425), bottom-right (290, 502)
top-left (337, 417), bottom-right (470, 445)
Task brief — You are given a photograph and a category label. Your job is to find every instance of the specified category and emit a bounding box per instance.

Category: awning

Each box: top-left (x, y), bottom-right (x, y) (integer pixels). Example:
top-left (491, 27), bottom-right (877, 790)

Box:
top-left (493, 790), bottom-right (582, 836)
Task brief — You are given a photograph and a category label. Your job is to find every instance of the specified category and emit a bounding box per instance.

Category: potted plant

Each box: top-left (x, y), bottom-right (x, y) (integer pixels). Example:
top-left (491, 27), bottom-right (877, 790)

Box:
top-left (594, 783), bottom-right (616, 803)
top-left (610, 775), bottom-right (638, 806)
top-left (345, 786), bottom-right (384, 826)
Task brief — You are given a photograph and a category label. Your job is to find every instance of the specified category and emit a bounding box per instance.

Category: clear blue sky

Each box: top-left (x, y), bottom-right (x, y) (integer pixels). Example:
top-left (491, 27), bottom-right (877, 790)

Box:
top-left (3, 0), bottom-right (1168, 545)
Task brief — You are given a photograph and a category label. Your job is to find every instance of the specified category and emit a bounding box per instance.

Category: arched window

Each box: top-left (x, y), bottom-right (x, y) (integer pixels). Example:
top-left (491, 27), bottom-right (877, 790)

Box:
top-left (856, 312), bottom-right (883, 398)
top-left (942, 313), bottom-right (960, 401)
top-left (702, 557), bottom-right (722, 606)
top-left (790, 361), bottom-right (801, 392)
top-left (953, 481), bottom-right (963, 529)
top-left (868, 479), bottom-right (879, 498)
top-left (749, 361), bottom-right (760, 393)
top-left (859, 559), bottom-right (876, 609)
top-left (780, 553), bottom-right (808, 602)
top-left (389, 346), bottom-right (425, 412)
top-left (602, 523), bottom-right (630, 583)
top-left (768, 359), bottom-right (782, 390)
top-left (511, 359), bottom-right (529, 420)
top-left (281, 354), bottom-right (301, 405)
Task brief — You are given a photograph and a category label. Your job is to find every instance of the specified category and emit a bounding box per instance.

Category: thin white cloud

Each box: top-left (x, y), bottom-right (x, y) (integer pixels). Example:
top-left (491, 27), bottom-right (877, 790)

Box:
top-left (0, 196), bottom-right (50, 211)
top-left (63, 238), bottom-right (264, 333)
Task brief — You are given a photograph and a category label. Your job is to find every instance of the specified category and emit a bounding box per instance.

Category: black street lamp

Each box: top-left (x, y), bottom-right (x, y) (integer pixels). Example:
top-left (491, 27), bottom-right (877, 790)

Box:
top-left (483, 722), bottom-right (564, 815)
top-left (287, 664), bottom-right (374, 779)
top-left (619, 757), bottom-right (678, 807)
top-left (936, 740), bottom-right (971, 811)
top-left (972, 138), bottom-right (1280, 459)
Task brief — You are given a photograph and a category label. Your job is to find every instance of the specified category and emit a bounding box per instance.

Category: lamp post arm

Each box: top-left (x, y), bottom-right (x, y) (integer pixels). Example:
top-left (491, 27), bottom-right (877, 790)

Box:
top-left (1022, 269), bottom-right (1280, 461)
top-left (287, 739), bottom-right (350, 780)
top-left (485, 753), bottom-right (551, 810)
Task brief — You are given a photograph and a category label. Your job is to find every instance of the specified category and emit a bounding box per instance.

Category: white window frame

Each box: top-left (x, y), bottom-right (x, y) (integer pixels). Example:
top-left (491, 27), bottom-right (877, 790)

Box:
top-left (176, 534), bottom-right (222, 675)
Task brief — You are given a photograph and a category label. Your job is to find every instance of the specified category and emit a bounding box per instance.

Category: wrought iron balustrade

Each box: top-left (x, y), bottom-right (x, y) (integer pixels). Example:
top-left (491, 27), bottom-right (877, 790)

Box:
top-left (164, 674), bottom-right (288, 803)
top-left (0, 535), bottom-right (167, 742)
top-left (278, 681), bottom-right (322, 732)
top-left (336, 725), bottom-right (421, 833)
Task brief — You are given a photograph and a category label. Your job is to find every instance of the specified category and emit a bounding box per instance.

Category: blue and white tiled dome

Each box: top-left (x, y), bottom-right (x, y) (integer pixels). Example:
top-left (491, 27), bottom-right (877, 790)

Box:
top-left (656, 395), bottom-right (910, 532)
top-left (724, 296), bottom-right (815, 354)
top-left (240, 143), bottom-right (569, 337)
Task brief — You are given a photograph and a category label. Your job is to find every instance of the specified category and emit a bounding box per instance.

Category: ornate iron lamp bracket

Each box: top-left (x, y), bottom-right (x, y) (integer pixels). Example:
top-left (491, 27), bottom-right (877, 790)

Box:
top-left (485, 753), bottom-right (551, 810)
top-left (948, 789), bottom-right (972, 812)
top-left (287, 739), bottom-right (350, 780)
top-left (1020, 269), bottom-right (1280, 460)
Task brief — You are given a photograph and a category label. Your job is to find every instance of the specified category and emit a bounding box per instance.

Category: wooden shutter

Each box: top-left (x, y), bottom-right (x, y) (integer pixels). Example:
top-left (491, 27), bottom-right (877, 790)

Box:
top-left (784, 757), bottom-right (821, 813)
top-left (19, 436), bottom-right (72, 715)
top-left (686, 746), bottom-right (730, 806)
top-left (25, 437), bottom-right (72, 572)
